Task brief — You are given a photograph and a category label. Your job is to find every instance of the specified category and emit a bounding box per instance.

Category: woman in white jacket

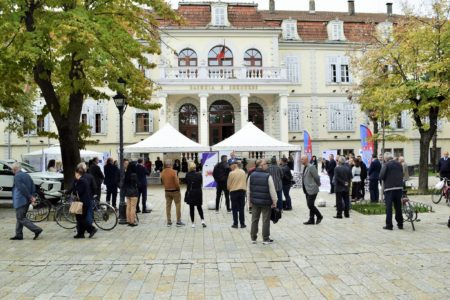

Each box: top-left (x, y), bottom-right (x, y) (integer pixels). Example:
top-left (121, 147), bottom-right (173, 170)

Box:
top-left (351, 158), bottom-right (362, 201)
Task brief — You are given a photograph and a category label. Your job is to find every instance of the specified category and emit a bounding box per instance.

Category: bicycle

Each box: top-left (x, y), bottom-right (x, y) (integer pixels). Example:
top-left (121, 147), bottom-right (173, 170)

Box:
top-left (431, 177), bottom-right (450, 205)
top-left (401, 190), bottom-right (419, 231)
top-left (26, 185), bottom-right (64, 222)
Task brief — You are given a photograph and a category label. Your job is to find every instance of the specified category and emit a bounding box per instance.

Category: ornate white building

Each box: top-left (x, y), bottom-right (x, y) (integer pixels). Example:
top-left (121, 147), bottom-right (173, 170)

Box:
top-left (1, 0), bottom-right (448, 164)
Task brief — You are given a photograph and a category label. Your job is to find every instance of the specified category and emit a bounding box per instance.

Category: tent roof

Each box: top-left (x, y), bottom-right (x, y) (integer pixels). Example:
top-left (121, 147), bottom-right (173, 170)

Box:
top-left (211, 122), bottom-right (299, 152)
top-left (124, 123), bottom-right (210, 153)
top-left (23, 146), bottom-right (102, 157)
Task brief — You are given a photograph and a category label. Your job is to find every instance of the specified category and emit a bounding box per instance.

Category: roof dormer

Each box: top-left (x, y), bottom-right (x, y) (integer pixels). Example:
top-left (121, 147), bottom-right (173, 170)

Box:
top-left (281, 19), bottom-right (301, 40)
top-left (211, 2), bottom-right (230, 27)
top-left (327, 19), bottom-right (346, 41)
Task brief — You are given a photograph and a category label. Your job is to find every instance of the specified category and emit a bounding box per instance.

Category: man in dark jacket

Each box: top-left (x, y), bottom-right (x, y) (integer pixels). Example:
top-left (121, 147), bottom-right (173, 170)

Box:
top-left (154, 157), bottom-right (163, 172)
top-left (268, 156), bottom-right (284, 211)
top-left (368, 154), bottom-right (382, 203)
top-left (333, 157), bottom-right (353, 218)
top-left (357, 155), bottom-right (368, 200)
top-left (281, 157), bottom-right (293, 210)
top-left (104, 157), bottom-right (120, 209)
top-left (10, 163), bottom-right (43, 240)
top-left (326, 154), bottom-right (337, 194)
top-left (379, 152), bottom-right (404, 230)
top-left (247, 159), bottom-right (277, 244)
top-left (88, 157), bottom-right (104, 201)
top-left (136, 158), bottom-right (150, 213)
top-left (213, 155), bottom-right (231, 212)
top-left (438, 151), bottom-right (450, 180)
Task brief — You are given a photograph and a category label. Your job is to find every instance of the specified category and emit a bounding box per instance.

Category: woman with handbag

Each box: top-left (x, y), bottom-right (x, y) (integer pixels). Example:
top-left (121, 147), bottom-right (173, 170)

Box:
top-left (123, 161), bottom-right (139, 226)
top-left (184, 162), bottom-right (206, 228)
top-left (73, 166), bottom-right (97, 239)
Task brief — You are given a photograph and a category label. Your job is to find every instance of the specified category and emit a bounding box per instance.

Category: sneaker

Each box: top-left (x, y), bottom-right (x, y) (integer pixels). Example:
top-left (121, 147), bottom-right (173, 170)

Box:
top-left (89, 227), bottom-right (98, 238)
top-left (241, 224), bottom-right (247, 229)
top-left (251, 240), bottom-right (257, 244)
top-left (167, 222), bottom-right (172, 227)
top-left (262, 239), bottom-right (274, 245)
top-left (316, 216), bottom-right (323, 224)
top-left (383, 226), bottom-right (393, 230)
top-left (9, 236), bottom-right (23, 240)
top-left (33, 229), bottom-right (43, 240)
top-left (202, 223), bottom-right (207, 228)
top-left (176, 221), bottom-right (185, 227)
top-left (303, 220), bottom-right (315, 225)
top-left (231, 224), bottom-right (238, 229)
top-left (73, 235), bottom-right (85, 239)
top-left (191, 224), bottom-right (195, 228)
top-left (397, 224), bottom-right (404, 230)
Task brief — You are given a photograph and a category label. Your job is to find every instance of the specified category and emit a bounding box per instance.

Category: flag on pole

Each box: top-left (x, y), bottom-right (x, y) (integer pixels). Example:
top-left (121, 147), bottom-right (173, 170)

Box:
top-left (303, 130), bottom-right (312, 161)
top-left (216, 43), bottom-right (226, 62)
top-left (360, 124), bottom-right (374, 167)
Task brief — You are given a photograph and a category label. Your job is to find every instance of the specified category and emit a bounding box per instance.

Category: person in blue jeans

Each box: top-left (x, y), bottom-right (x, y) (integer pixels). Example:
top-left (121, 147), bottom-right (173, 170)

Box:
top-left (281, 158), bottom-right (293, 210)
top-left (268, 156), bottom-right (284, 211)
top-left (379, 152), bottom-right (404, 230)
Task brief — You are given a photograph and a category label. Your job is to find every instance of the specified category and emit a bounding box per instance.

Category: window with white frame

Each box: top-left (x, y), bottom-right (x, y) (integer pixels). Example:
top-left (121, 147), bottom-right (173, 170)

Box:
top-left (94, 113), bottom-right (102, 134)
top-left (391, 111), bottom-right (407, 130)
top-left (326, 56), bottom-right (351, 84)
top-left (81, 100), bottom-right (107, 135)
top-left (36, 115), bottom-right (45, 133)
top-left (282, 19), bottom-right (300, 40)
top-left (288, 102), bottom-right (302, 132)
top-left (285, 56), bottom-right (300, 83)
top-left (328, 102), bottom-right (355, 132)
top-left (211, 3), bottom-right (229, 27)
top-left (327, 19), bottom-right (346, 41)
top-left (135, 110), bottom-right (153, 133)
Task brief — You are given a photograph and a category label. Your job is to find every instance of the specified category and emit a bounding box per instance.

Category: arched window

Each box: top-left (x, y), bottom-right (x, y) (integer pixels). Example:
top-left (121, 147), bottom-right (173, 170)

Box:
top-left (178, 48), bottom-right (198, 67)
top-left (209, 100), bottom-right (234, 145)
top-left (248, 103), bottom-right (264, 131)
top-left (179, 104), bottom-right (198, 142)
top-left (244, 49), bottom-right (262, 67)
top-left (208, 45), bottom-right (233, 66)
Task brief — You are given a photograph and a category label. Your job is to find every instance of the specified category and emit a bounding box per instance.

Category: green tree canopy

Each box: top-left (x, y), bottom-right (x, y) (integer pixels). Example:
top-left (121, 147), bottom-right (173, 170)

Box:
top-left (352, 0), bottom-right (450, 191)
top-left (0, 0), bottom-right (180, 186)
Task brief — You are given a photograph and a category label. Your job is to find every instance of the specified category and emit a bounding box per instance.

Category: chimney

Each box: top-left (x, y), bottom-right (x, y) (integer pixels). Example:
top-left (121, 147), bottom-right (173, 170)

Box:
top-left (386, 2), bottom-right (393, 16)
top-left (309, 0), bottom-right (315, 14)
top-left (269, 0), bottom-right (275, 13)
top-left (348, 0), bottom-right (355, 16)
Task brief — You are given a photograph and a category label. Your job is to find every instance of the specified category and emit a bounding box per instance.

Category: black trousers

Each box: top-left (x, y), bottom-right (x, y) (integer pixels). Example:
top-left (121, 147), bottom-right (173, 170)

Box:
top-left (335, 191), bottom-right (350, 217)
top-left (369, 179), bottom-right (379, 202)
top-left (384, 189), bottom-right (403, 228)
top-left (189, 204), bottom-right (204, 222)
top-left (137, 183), bottom-right (147, 211)
top-left (106, 184), bottom-right (118, 207)
top-left (215, 183), bottom-right (230, 211)
top-left (329, 174), bottom-right (335, 193)
top-left (230, 190), bottom-right (246, 226)
top-left (305, 193), bottom-right (322, 220)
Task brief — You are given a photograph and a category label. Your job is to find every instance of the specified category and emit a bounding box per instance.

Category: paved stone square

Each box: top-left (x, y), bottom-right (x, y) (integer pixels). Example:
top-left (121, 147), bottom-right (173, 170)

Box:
top-left (0, 185), bottom-right (449, 299)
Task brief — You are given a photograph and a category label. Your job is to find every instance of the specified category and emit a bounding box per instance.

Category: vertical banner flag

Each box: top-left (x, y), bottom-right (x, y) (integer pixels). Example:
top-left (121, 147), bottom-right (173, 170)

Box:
top-left (360, 124), bottom-right (374, 167)
top-left (303, 130), bottom-right (312, 161)
top-left (201, 152), bottom-right (219, 188)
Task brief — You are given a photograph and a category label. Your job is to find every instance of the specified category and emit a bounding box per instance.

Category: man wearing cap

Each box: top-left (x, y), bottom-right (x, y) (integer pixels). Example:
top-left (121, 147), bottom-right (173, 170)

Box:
top-left (227, 160), bottom-right (247, 228)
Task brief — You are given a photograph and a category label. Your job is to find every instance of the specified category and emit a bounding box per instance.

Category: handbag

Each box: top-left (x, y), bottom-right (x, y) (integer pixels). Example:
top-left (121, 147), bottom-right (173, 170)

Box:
top-left (270, 208), bottom-right (282, 224)
top-left (69, 193), bottom-right (83, 215)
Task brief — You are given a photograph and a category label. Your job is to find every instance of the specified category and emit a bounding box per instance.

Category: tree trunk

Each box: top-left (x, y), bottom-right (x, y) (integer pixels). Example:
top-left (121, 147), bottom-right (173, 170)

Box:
top-left (418, 131), bottom-right (433, 192)
top-left (57, 121), bottom-right (81, 188)
top-left (373, 120), bottom-right (379, 156)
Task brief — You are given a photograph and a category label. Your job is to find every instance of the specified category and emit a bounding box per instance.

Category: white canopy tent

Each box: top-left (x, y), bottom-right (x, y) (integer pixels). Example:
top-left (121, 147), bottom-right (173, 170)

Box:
top-left (22, 145), bottom-right (103, 171)
top-left (124, 123), bottom-right (210, 153)
top-left (211, 122), bottom-right (299, 152)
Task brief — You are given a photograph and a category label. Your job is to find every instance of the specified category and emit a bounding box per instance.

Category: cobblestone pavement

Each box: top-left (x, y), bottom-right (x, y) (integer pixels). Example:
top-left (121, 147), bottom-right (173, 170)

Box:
top-left (0, 186), bottom-right (449, 300)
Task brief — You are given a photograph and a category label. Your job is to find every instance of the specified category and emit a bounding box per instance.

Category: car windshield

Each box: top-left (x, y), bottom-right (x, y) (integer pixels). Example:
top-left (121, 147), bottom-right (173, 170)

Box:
top-left (20, 163), bottom-right (37, 173)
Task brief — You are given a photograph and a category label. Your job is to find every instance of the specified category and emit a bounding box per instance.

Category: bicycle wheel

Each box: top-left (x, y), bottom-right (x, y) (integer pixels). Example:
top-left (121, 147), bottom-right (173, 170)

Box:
top-left (27, 195), bottom-right (51, 222)
top-left (402, 202), bottom-right (416, 231)
top-left (93, 203), bottom-right (118, 231)
top-left (431, 189), bottom-right (443, 204)
top-left (55, 203), bottom-right (77, 229)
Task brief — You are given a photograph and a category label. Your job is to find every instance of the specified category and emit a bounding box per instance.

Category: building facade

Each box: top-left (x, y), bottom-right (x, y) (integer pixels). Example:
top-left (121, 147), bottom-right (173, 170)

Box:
top-left (1, 0), bottom-right (448, 165)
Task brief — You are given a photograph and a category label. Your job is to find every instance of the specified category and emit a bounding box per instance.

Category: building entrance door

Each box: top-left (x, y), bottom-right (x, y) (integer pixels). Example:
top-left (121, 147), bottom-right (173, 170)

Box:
top-left (209, 100), bottom-right (234, 145)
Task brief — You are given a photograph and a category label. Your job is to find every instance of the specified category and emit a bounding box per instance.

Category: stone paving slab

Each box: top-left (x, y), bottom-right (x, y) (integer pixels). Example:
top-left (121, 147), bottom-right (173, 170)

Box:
top-left (0, 186), bottom-right (449, 299)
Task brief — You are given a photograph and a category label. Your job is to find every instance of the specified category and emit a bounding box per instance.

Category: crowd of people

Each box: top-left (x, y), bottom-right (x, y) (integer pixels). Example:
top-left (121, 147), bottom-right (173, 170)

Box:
top-left (8, 150), bottom-right (450, 242)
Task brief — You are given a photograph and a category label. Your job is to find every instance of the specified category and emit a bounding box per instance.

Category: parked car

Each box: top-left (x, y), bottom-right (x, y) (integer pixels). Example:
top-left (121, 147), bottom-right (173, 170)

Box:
top-left (0, 160), bottom-right (64, 201)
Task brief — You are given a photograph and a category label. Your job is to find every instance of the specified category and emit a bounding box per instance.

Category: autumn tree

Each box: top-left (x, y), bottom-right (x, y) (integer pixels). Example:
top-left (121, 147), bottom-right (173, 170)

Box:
top-left (0, 0), bottom-right (180, 186)
top-left (352, 0), bottom-right (450, 191)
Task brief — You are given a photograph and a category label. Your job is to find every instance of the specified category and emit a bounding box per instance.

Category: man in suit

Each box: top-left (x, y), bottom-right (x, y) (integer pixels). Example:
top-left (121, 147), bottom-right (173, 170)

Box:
top-left (326, 154), bottom-right (337, 194)
top-left (154, 157), bottom-right (163, 172)
top-left (88, 157), bottom-right (104, 201)
top-left (136, 158), bottom-right (150, 213)
top-left (438, 151), bottom-right (450, 180)
top-left (301, 155), bottom-right (323, 225)
top-left (333, 157), bottom-right (352, 219)
top-left (104, 157), bottom-right (120, 209)
top-left (368, 154), bottom-right (382, 203)
top-left (213, 155), bottom-right (231, 212)
top-left (10, 163), bottom-right (43, 240)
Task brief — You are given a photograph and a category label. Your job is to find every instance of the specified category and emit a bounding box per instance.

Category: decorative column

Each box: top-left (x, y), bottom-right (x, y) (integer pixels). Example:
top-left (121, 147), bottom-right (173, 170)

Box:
top-left (158, 93), bottom-right (168, 128)
top-left (240, 93), bottom-right (250, 129)
top-left (199, 93), bottom-right (209, 146)
top-left (279, 92), bottom-right (289, 143)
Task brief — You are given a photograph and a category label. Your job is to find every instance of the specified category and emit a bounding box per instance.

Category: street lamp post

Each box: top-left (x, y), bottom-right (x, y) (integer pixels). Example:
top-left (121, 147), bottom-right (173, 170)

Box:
top-left (113, 78), bottom-right (127, 224)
